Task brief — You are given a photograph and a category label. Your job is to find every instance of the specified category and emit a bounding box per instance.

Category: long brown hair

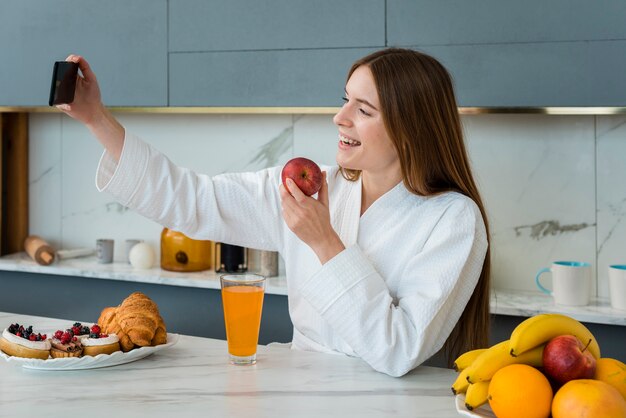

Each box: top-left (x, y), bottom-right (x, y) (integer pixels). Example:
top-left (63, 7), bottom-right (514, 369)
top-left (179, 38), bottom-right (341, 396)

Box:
top-left (341, 48), bottom-right (491, 367)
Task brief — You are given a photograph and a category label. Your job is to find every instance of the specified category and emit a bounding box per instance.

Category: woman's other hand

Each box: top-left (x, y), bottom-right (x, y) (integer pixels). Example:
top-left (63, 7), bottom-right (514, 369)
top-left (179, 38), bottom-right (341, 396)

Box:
top-left (279, 172), bottom-right (345, 264)
top-left (56, 55), bottom-right (104, 126)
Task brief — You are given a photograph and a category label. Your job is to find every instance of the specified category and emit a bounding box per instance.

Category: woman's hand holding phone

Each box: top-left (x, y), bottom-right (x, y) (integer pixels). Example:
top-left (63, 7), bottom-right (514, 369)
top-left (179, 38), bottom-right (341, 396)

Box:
top-left (55, 55), bottom-right (105, 126)
top-left (54, 54), bottom-right (125, 162)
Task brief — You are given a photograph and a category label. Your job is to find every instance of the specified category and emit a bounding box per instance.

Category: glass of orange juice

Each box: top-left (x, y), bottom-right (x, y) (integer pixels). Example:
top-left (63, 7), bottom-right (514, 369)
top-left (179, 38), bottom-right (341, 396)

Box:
top-left (220, 273), bottom-right (266, 365)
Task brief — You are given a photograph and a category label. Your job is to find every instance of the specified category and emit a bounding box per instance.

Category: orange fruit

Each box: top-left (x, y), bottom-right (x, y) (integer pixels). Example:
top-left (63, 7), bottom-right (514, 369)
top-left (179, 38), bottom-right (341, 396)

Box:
top-left (552, 379), bottom-right (626, 418)
top-left (594, 357), bottom-right (626, 399)
top-left (488, 364), bottom-right (552, 418)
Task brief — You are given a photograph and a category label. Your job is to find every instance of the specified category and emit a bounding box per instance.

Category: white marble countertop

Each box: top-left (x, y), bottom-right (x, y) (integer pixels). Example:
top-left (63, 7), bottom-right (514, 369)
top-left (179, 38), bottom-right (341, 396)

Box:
top-left (1, 253), bottom-right (624, 326)
top-left (0, 252), bottom-right (288, 296)
top-left (0, 312), bottom-right (459, 418)
top-left (491, 288), bottom-right (625, 326)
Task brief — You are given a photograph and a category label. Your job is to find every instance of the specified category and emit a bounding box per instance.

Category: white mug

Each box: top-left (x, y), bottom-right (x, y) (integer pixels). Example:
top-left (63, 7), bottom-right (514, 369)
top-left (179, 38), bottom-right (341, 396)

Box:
top-left (608, 265), bottom-right (626, 311)
top-left (535, 261), bottom-right (592, 306)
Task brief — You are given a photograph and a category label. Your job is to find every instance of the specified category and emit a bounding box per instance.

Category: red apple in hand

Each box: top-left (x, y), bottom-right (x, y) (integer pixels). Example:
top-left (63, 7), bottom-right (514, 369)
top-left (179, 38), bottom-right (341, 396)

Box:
top-left (543, 335), bottom-right (597, 385)
top-left (281, 157), bottom-right (323, 196)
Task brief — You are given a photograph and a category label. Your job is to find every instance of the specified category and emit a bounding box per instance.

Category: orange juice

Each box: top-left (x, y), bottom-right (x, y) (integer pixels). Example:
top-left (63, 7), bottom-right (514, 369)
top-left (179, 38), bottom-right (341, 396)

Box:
top-left (222, 286), bottom-right (265, 357)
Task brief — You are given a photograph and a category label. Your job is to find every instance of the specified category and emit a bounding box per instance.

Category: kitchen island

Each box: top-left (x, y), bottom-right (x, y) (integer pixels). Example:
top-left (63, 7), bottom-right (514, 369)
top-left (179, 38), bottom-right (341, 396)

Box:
top-left (0, 312), bottom-right (461, 418)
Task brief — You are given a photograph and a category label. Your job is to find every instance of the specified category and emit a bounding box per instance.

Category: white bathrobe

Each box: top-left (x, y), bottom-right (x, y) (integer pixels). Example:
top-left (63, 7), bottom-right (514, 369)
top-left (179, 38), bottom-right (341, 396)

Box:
top-left (96, 133), bottom-right (488, 377)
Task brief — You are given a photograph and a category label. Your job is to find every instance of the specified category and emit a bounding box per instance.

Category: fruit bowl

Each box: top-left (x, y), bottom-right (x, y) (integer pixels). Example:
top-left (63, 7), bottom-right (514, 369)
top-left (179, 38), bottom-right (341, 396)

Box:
top-left (455, 394), bottom-right (496, 417)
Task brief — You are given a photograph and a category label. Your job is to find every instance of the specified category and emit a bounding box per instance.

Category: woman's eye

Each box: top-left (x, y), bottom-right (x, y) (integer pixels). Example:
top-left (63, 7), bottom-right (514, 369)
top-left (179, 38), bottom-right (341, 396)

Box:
top-left (359, 108), bottom-right (371, 117)
top-left (341, 96), bottom-right (348, 104)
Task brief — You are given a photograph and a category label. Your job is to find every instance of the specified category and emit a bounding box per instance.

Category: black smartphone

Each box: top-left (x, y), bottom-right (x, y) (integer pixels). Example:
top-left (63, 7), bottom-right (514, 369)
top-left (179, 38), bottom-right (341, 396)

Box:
top-left (48, 61), bottom-right (79, 106)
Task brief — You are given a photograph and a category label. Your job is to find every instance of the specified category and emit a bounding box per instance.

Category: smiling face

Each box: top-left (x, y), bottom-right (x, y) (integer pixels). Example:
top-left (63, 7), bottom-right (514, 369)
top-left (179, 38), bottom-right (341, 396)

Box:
top-left (333, 65), bottom-right (401, 182)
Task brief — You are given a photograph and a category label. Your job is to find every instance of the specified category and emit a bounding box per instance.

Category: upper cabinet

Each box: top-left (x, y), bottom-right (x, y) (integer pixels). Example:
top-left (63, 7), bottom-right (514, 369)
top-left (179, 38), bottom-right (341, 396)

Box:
top-left (167, 0), bottom-right (384, 106)
top-left (1, 0), bottom-right (625, 107)
top-left (0, 0), bottom-right (167, 106)
top-left (387, 1), bottom-right (626, 107)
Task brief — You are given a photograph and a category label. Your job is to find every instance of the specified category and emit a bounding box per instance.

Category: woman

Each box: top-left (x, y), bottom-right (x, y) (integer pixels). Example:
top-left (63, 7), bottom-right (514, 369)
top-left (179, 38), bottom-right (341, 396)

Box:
top-left (59, 48), bottom-right (490, 377)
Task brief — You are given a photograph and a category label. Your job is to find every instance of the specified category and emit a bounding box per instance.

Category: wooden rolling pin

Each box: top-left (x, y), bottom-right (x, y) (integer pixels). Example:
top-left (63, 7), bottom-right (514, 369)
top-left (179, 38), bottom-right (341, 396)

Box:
top-left (24, 235), bottom-right (56, 265)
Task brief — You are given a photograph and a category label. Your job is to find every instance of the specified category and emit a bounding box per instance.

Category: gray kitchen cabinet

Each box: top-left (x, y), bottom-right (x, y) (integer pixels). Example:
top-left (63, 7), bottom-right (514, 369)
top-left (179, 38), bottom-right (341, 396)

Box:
top-left (169, 47), bottom-right (379, 107)
top-left (387, 0), bottom-right (626, 107)
top-left (0, 270), bottom-right (293, 346)
top-left (168, 0), bottom-right (385, 107)
top-left (1, 0), bottom-right (625, 107)
top-left (0, 0), bottom-right (167, 106)
top-left (387, 1), bottom-right (626, 46)
top-left (168, 0), bottom-right (385, 52)
top-left (416, 40), bottom-right (626, 107)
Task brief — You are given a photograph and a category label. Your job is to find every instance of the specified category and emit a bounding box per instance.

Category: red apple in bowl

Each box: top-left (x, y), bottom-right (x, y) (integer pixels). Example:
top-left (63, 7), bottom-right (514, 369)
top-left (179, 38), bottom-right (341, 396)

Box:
top-left (543, 335), bottom-right (597, 385)
top-left (281, 157), bottom-right (323, 196)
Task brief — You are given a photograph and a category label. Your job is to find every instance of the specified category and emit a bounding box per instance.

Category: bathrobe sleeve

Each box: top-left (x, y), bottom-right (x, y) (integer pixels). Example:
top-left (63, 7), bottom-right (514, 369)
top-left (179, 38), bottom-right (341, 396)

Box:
top-left (95, 133), bottom-right (285, 251)
top-left (299, 197), bottom-right (488, 377)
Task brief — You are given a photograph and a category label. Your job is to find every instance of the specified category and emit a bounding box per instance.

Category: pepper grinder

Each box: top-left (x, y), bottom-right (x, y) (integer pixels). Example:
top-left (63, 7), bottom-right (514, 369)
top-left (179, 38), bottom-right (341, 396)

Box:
top-left (215, 243), bottom-right (247, 273)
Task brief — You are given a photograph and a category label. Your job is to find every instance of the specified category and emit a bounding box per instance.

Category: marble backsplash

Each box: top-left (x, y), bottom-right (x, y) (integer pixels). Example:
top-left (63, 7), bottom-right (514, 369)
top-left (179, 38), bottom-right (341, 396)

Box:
top-left (28, 112), bottom-right (626, 298)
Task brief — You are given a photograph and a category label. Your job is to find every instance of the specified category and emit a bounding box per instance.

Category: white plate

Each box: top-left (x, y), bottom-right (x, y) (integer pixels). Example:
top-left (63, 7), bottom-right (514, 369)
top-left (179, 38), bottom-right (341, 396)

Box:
top-left (0, 333), bottom-right (179, 370)
top-left (455, 394), bottom-right (496, 418)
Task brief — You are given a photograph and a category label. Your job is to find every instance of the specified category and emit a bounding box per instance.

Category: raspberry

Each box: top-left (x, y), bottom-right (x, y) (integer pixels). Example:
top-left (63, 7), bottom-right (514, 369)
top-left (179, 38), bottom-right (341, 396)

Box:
top-left (54, 330), bottom-right (63, 339)
top-left (29, 335), bottom-right (36, 341)
top-left (90, 324), bottom-right (101, 334)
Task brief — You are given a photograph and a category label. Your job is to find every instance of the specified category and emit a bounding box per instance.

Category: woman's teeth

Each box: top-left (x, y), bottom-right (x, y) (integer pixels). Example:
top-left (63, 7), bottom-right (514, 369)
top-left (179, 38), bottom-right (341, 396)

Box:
top-left (339, 135), bottom-right (361, 146)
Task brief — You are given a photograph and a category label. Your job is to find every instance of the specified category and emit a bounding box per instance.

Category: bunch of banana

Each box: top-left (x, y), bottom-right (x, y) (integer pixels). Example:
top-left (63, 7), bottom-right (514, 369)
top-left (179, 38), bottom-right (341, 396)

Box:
top-left (450, 313), bottom-right (601, 412)
top-left (453, 340), bottom-right (543, 410)
top-left (464, 340), bottom-right (544, 384)
top-left (509, 313), bottom-right (601, 358)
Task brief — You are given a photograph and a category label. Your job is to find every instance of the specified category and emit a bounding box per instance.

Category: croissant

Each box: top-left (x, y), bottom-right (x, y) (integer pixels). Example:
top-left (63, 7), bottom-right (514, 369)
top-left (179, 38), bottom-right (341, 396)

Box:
top-left (98, 306), bottom-right (134, 352)
top-left (116, 292), bottom-right (161, 347)
top-left (151, 315), bottom-right (167, 346)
